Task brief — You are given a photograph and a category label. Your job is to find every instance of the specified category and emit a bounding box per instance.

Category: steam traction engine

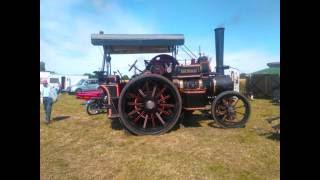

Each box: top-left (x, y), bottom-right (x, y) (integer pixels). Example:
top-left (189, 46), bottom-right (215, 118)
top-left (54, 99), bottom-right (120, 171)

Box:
top-left (91, 28), bottom-right (251, 135)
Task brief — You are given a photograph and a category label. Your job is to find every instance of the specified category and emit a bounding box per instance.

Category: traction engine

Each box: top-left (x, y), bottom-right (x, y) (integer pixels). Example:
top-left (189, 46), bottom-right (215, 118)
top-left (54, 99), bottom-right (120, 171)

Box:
top-left (88, 27), bottom-right (251, 135)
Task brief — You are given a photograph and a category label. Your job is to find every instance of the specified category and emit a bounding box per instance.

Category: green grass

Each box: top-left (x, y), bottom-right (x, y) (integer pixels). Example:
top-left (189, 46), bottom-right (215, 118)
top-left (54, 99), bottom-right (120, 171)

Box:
top-left (41, 94), bottom-right (280, 180)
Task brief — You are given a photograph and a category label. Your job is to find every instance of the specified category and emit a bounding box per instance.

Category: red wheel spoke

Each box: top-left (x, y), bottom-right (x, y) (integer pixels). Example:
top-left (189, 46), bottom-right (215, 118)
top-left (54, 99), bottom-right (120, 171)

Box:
top-left (138, 89), bottom-right (146, 98)
top-left (128, 109), bottom-right (140, 116)
top-left (162, 110), bottom-right (171, 116)
top-left (143, 114), bottom-right (148, 129)
top-left (156, 86), bottom-right (167, 97)
top-left (151, 85), bottom-right (157, 97)
top-left (163, 95), bottom-right (170, 100)
top-left (159, 103), bottom-right (175, 108)
top-left (156, 112), bottom-right (165, 125)
top-left (134, 112), bottom-right (145, 122)
top-left (128, 102), bottom-right (143, 106)
top-left (151, 114), bottom-right (156, 128)
top-left (159, 94), bottom-right (171, 103)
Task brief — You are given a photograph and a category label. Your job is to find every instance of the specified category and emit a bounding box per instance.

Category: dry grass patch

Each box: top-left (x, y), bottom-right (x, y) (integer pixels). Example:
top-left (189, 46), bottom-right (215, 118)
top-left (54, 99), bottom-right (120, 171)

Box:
top-left (41, 94), bottom-right (279, 180)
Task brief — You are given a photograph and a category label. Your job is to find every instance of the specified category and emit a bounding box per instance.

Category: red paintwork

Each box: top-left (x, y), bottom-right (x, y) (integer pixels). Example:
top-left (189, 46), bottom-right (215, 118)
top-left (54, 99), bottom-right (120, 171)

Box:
top-left (76, 90), bottom-right (102, 101)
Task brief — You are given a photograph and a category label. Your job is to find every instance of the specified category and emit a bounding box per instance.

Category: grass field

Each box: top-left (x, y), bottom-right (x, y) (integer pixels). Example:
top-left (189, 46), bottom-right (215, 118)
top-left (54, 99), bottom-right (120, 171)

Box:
top-left (40, 94), bottom-right (280, 180)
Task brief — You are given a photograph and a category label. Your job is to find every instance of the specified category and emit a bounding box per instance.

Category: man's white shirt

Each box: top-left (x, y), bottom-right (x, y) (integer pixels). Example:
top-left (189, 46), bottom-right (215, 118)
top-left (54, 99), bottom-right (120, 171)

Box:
top-left (40, 85), bottom-right (52, 98)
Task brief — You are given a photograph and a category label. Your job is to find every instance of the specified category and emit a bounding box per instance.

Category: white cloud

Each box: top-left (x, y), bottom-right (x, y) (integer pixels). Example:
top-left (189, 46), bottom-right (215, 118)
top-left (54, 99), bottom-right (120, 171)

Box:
top-left (40, 0), bottom-right (155, 76)
top-left (40, 0), bottom-right (278, 76)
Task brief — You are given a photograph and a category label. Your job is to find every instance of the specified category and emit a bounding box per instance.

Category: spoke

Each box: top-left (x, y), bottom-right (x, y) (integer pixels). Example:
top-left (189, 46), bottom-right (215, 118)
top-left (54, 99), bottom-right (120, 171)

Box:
top-left (128, 109), bottom-right (140, 116)
top-left (235, 111), bottom-right (245, 115)
top-left (127, 102), bottom-right (143, 106)
top-left (222, 99), bottom-right (228, 106)
top-left (138, 89), bottom-right (146, 97)
top-left (156, 86), bottom-right (167, 97)
top-left (156, 112), bottom-right (165, 125)
top-left (151, 85), bottom-right (157, 97)
top-left (159, 95), bottom-right (170, 103)
top-left (234, 105), bottom-right (245, 109)
top-left (216, 111), bottom-right (226, 116)
top-left (145, 81), bottom-right (150, 92)
top-left (221, 114), bottom-right (227, 121)
top-left (233, 98), bottom-right (239, 107)
top-left (143, 114), bottom-right (148, 128)
top-left (226, 113), bottom-right (237, 121)
top-left (232, 114), bottom-right (240, 122)
top-left (151, 114), bottom-right (156, 128)
top-left (134, 111), bottom-right (145, 122)
top-left (162, 110), bottom-right (171, 115)
top-left (159, 103), bottom-right (175, 108)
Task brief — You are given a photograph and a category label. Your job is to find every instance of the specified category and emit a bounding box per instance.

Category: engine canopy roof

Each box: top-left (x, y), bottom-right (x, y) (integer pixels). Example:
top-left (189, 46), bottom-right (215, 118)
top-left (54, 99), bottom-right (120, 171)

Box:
top-left (91, 34), bottom-right (184, 54)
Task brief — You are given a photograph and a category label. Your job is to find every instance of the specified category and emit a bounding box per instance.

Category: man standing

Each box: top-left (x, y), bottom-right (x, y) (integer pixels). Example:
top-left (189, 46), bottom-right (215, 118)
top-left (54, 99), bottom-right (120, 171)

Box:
top-left (40, 80), bottom-right (54, 125)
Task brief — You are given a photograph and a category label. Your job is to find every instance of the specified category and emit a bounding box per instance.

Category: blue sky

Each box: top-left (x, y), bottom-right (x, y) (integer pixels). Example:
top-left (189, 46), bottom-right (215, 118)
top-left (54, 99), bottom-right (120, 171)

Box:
top-left (40, 0), bottom-right (279, 76)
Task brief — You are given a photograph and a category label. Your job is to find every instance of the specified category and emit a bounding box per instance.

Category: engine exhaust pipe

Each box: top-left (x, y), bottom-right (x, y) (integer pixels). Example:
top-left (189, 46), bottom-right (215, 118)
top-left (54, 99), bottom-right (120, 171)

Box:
top-left (215, 27), bottom-right (225, 75)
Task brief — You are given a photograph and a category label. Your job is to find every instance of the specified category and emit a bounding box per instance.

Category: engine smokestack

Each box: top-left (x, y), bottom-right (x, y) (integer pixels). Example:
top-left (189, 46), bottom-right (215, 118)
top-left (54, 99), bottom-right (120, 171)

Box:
top-left (215, 27), bottom-right (225, 75)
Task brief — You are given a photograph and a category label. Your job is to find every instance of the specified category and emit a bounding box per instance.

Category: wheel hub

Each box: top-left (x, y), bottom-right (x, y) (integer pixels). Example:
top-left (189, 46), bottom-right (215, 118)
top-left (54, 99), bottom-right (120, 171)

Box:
top-left (227, 106), bottom-right (235, 114)
top-left (145, 100), bottom-right (155, 110)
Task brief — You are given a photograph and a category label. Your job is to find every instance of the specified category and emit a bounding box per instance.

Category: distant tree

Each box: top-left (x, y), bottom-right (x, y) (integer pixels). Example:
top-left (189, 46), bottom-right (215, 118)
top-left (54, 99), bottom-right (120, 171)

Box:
top-left (122, 75), bottom-right (129, 80)
top-left (40, 61), bottom-right (45, 71)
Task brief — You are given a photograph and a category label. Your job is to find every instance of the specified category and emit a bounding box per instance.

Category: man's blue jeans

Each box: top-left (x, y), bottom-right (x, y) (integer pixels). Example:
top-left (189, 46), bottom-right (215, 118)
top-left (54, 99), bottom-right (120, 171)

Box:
top-left (43, 97), bottom-right (53, 123)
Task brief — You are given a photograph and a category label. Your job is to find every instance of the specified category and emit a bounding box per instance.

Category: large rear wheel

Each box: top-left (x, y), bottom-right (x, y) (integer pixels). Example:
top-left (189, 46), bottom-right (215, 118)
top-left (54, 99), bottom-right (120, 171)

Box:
top-left (118, 74), bottom-right (182, 135)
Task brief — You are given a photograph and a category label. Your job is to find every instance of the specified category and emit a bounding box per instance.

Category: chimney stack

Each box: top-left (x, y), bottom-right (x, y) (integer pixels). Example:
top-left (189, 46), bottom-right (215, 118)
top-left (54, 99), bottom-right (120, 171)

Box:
top-left (215, 27), bottom-right (225, 75)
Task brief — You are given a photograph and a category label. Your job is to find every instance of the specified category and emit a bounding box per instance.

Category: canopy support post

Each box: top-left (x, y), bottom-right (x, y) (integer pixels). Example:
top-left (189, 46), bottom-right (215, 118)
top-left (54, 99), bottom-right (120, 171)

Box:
top-left (103, 46), bottom-right (112, 76)
top-left (171, 45), bottom-right (177, 59)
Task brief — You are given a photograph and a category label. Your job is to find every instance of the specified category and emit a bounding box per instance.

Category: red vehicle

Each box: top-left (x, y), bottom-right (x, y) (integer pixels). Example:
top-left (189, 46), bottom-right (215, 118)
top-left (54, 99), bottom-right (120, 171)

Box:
top-left (76, 90), bottom-right (101, 101)
top-left (77, 28), bottom-right (251, 135)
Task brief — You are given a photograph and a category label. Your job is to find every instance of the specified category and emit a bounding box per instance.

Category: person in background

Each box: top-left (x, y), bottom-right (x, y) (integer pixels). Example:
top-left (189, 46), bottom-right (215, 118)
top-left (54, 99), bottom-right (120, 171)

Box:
top-left (40, 80), bottom-right (54, 125)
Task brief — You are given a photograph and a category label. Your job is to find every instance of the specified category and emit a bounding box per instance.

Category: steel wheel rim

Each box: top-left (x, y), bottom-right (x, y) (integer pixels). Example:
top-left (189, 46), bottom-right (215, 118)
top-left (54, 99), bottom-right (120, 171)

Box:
top-left (121, 77), bottom-right (180, 133)
top-left (214, 95), bottom-right (249, 126)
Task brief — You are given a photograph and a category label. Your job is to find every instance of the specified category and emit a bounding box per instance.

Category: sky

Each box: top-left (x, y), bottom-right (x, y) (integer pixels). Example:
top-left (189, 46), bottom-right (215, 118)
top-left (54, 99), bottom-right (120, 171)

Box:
top-left (40, 0), bottom-right (279, 76)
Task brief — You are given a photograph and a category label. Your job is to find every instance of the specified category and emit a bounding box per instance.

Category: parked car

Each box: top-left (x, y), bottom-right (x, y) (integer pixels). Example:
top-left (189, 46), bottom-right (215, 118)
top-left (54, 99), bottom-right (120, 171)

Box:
top-left (67, 78), bottom-right (99, 94)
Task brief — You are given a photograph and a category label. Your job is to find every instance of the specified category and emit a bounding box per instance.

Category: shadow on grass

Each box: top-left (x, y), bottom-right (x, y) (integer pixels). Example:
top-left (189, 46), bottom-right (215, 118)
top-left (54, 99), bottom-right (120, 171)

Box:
top-left (258, 132), bottom-right (280, 141)
top-left (207, 121), bottom-right (225, 129)
top-left (110, 111), bottom-right (220, 133)
top-left (181, 114), bottom-right (203, 127)
top-left (171, 112), bottom-right (215, 132)
top-left (52, 116), bottom-right (70, 121)
top-left (110, 118), bottom-right (124, 130)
